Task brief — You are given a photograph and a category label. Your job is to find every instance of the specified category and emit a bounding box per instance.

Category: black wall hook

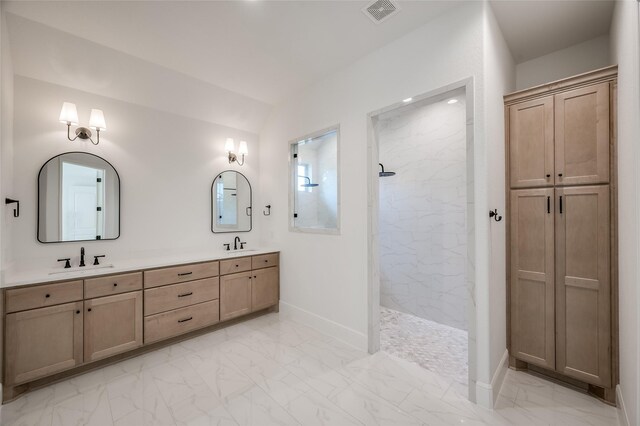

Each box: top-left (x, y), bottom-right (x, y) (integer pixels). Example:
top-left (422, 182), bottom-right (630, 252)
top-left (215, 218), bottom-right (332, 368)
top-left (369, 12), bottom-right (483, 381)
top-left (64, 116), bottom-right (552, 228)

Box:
top-left (263, 205), bottom-right (271, 216)
top-left (489, 209), bottom-right (502, 222)
top-left (5, 198), bottom-right (19, 218)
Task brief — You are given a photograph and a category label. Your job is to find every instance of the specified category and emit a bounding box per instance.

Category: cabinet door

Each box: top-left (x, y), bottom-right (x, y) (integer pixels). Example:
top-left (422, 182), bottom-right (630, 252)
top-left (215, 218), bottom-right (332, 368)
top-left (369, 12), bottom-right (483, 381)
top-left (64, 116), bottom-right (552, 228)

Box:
top-left (251, 267), bottom-right (279, 312)
top-left (509, 96), bottom-right (554, 188)
top-left (555, 83), bottom-right (610, 185)
top-left (5, 301), bottom-right (83, 385)
top-left (220, 271), bottom-right (252, 321)
top-left (84, 291), bottom-right (143, 363)
top-left (556, 186), bottom-right (611, 386)
top-left (510, 188), bottom-right (555, 369)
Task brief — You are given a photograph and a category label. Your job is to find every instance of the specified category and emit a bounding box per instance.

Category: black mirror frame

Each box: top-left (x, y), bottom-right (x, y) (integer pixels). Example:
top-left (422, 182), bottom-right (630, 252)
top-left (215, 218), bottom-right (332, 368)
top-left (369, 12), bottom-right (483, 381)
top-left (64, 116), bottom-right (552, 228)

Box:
top-left (211, 169), bottom-right (252, 233)
top-left (37, 151), bottom-right (121, 244)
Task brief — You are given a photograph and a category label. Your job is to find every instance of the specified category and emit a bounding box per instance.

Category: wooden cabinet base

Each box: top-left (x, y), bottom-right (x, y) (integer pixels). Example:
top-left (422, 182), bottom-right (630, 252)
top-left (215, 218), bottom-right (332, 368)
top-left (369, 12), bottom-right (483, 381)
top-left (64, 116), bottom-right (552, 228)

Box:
top-left (2, 305), bottom-right (277, 404)
top-left (509, 356), bottom-right (616, 405)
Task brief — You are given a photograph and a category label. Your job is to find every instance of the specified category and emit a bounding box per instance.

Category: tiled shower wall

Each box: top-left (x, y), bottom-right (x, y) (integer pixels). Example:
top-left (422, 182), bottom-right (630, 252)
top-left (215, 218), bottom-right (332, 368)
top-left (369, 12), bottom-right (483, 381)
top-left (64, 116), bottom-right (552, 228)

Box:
top-left (377, 96), bottom-right (467, 330)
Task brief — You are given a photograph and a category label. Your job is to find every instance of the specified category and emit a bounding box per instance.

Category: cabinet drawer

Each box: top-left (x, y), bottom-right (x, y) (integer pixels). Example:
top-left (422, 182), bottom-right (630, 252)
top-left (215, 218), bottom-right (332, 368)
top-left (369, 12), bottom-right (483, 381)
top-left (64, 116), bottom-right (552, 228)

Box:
top-left (6, 281), bottom-right (83, 314)
top-left (220, 257), bottom-right (252, 275)
top-left (145, 277), bottom-right (220, 316)
top-left (85, 272), bottom-right (143, 299)
top-left (144, 300), bottom-right (219, 344)
top-left (144, 261), bottom-right (219, 288)
top-left (252, 253), bottom-right (279, 270)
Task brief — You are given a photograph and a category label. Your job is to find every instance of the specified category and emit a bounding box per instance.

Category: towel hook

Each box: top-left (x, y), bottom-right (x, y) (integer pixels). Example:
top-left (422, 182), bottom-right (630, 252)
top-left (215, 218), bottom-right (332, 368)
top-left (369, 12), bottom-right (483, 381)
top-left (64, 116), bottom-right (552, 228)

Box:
top-left (263, 205), bottom-right (271, 216)
top-left (5, 198), bottom-right (19, 218)
top-left (489, 209), bottom-right (502, 222)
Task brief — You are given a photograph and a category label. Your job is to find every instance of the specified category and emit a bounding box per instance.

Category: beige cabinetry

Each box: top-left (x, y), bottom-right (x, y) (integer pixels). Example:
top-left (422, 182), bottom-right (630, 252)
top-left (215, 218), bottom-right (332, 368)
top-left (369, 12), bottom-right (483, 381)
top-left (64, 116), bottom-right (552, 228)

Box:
top-left (2, 252), bottom-right (279, 401)
top-left (505, 67), bottom-right (617, 401)
top-left (5, 301), bottom-right (83, 385)
top-left (220, 271), bottom-right (252, 321)
top-left (84, 291), bottom-right (143, 362)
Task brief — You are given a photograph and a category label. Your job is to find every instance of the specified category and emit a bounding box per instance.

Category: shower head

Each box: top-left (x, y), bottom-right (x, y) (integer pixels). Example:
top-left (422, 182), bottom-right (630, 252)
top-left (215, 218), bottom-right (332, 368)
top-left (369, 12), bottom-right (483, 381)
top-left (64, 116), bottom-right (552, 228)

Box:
top-left (379, 163), bottom-right (396, 177)
top-left (299, 176), bottom-right (319, 187)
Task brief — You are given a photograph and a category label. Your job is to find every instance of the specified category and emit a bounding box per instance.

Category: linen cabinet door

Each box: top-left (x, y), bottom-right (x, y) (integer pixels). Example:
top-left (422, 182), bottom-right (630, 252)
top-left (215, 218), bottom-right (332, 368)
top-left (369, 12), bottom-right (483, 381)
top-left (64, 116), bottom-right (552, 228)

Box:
top-left (5, 302), bottom-right (84, 385)
top-left (510, 188), bottom-right (555, 369)
top-left (555, 186), bottom-right (611, 387)
top-left (509, 96), bottom-right (554, 188)
top-left (220, 271), bottom-right (252, 321)
top-left (555, 83), bottom-right (610, 185)
top-left (84, 291), bottom-right (143, 362)
top-left (251, 267), bottom-right (279, 312)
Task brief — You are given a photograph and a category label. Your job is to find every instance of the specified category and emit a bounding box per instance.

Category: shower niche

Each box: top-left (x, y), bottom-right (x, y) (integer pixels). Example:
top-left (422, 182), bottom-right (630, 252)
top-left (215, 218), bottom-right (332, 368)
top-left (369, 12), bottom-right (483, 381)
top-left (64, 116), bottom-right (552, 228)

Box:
top-left (289, 126), bottom-right (340, 233)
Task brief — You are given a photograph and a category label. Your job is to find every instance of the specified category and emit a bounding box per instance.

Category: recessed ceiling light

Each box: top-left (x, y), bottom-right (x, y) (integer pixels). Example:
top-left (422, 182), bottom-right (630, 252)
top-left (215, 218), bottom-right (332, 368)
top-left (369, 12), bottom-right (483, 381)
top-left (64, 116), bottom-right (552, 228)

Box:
top-left (403, 98), bottom-right (413, 103)
top-left (447, 99), bottom-right (458, 104)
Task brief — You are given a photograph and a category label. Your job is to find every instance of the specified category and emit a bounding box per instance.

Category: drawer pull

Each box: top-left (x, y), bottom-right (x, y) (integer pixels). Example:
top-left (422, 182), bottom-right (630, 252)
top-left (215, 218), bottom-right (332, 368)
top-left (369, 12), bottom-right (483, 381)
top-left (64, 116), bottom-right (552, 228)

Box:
top-left (178, 272), bottom-right (193, 277)
top-left (113, 283), bottom-right (118, 287)
top-left (265, 260), bottom-right (268, 262)
top-left (235, 264), bottom-right (239, 267)
top-left (76, 310), bottom-right (80, 314)
top-left (45, 294), bottom-right (50, 298)
top-left (178, 292), bottom-right (193, 298)
top-left (178, 317), bottom-right (193, 323)
top-left (87, 308), bottom-right (92, 312)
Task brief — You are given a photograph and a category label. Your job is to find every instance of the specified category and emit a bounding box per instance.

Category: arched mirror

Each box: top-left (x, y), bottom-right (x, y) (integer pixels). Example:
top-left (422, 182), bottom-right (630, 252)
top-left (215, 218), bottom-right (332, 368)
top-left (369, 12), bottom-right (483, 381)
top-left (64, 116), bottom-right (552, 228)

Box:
top-left (211, 170), bottom-right (252, 233)
top-left (38, 152), bottom-right (120, 243)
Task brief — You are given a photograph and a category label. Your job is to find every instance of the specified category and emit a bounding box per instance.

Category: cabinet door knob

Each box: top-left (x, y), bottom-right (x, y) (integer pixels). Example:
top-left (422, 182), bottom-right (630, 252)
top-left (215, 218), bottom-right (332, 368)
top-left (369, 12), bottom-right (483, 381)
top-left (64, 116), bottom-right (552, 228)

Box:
top-left (45, 294), bottom-right (50, 298)
top-left (558, 173), bottom-right (563, 177)
top-left (76, 310), bottom-right (80, 314)
top-left (546, 174), bottom-right (551, 178)
top-left (87, 308), bottom-right (92, 312)
top-left (113, 283), bottom-right (118, 287)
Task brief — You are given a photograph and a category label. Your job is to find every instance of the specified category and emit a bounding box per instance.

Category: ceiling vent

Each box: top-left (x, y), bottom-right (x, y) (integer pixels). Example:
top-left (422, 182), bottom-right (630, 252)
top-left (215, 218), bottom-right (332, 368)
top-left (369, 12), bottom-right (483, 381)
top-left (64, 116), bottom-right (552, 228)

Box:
top-left (362, 0), bottom-right (400, 24)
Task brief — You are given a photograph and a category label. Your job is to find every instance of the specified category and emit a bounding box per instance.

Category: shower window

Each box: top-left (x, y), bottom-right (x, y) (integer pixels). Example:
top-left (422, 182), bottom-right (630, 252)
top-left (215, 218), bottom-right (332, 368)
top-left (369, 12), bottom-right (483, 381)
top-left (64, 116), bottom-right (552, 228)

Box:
top-left (290, 126), bottom-right (340, 234)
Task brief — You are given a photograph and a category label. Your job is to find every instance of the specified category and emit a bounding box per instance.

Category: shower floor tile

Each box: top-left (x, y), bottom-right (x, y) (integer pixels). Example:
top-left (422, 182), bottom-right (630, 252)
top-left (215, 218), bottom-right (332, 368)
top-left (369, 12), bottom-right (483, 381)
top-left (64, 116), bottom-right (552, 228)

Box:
top-left (380, 307), bottom-right (468, 385)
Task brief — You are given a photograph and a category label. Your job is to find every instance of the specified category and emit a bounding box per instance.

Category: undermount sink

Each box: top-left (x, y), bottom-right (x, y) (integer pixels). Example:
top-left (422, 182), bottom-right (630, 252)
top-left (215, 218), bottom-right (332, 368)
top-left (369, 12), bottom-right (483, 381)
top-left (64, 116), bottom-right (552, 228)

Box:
top-left (49, 264), bottom-right (115, 275)
top-left (222, 249), bottom-right (258, 256)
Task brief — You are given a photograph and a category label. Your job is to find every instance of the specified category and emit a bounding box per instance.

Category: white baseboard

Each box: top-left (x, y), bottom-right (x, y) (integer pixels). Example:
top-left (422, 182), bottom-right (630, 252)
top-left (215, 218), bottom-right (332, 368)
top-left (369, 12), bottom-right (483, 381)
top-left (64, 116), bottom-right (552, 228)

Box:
top-left (279, 301), bottom-right (368, 351)
top-left (616, 385), bottom-right (630, 426)
top-left (475, 350), bottom-right (509, 409)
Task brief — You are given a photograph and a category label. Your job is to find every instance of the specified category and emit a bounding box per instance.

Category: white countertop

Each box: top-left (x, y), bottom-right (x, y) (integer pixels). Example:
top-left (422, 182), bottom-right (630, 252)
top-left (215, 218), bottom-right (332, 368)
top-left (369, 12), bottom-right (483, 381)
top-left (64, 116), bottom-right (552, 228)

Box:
top-left (2, 248), bottom-right (279, 289)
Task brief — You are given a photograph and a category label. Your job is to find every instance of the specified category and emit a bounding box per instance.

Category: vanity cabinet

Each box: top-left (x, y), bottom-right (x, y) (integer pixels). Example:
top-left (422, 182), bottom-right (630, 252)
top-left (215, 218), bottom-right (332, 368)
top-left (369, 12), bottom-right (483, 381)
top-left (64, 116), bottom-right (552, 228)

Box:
top-left (5, 301), bottom-right (83, 385)
top-left (2, 251), bottom-right (279, 402)
top-left (84, 291), bottom-right (143, 362)
top-left (220, 272), bottom-right (252, 321)
top-left (220, 253), bottom-right (280, 321)
top-left (506, 67), bottom-right (617, 402)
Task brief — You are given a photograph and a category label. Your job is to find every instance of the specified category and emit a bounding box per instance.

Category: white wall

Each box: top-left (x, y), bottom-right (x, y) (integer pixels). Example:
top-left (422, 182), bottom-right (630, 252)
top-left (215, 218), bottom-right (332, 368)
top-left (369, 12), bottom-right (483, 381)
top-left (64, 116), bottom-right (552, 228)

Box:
top-left (377, 96), bottom-right (468, 331)
top-left (1, 7), bottom-right (14, 281)
top-left (515, 35), bottom-right (611, 90)
top-left (609, 2), bottom-right (640, 425)
top-left (257, 2), bottom-right (518, 407)
top-left (10, 76), bottom-right (260, 272)
top-left (482, 3), bottom-right (515, 405)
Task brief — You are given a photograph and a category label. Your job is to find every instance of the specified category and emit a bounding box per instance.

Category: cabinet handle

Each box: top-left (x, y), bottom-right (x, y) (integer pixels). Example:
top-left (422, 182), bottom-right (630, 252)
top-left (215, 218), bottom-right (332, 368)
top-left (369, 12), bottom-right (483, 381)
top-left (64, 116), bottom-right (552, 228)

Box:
top-left (113, 283), bottom-right (118, 287)
top-left (546, 174), bottom-right (551, 178)
top-left (235, 264), bottom-right (239, 267)
top-left (558, 173), bottom-right (563, 177)
top-left (547, 196), bottom-right (550, 214)
top-left (178, 292), bottom-right (193, 298)
top-left (76, 310), bottom-right (80, 314)
top-left (264, 260), bottom-right (268, 262)
top-left (45, 294), bottom-right (50, 298)
top-left (178, 272), bottom-right (193, 277)
top-left (559, 196), bottom-right (563, 214)
top-left (87, 308), bottom-right (92, 312)
top-left (178, 317), bottom-right (193, 323)
top-left (254, 275), bottom-right (257, 278)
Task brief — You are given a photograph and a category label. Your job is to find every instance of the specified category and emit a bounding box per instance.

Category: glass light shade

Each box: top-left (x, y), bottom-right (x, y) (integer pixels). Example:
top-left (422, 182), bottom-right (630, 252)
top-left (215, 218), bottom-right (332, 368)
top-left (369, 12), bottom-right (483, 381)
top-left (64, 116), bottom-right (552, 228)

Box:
top-left (224, 138), bottom-right (235, 152)
top-left (59, 102), bottom-right (79, 125)
top-left (238, 140), bottom-right (248, 156)
top-left (89, 109), bottom-right (106, 131)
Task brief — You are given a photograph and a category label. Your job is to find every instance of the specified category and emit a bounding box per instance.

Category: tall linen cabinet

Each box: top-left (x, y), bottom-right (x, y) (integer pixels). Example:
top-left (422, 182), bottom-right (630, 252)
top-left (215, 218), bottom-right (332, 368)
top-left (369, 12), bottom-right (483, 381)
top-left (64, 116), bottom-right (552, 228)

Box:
top-left (505, 66), bottom-right (618, 403)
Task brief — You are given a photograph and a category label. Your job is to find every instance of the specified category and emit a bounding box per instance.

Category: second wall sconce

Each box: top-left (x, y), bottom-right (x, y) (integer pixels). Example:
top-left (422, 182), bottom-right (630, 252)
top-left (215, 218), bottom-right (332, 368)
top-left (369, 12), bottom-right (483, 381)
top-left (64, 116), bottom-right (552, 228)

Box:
top-left (59, 102), bottom-right (106, 145)
top-left (225, 138), bottom-right (248, 166)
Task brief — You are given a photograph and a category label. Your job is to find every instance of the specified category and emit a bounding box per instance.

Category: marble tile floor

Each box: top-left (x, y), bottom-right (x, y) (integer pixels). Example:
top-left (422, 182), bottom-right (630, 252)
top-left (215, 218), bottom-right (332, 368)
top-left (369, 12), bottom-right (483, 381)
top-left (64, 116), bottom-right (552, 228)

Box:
top-left (380, 306), bottom-right (468, 385)
top-left (0, 312), bottom-right (619, 426)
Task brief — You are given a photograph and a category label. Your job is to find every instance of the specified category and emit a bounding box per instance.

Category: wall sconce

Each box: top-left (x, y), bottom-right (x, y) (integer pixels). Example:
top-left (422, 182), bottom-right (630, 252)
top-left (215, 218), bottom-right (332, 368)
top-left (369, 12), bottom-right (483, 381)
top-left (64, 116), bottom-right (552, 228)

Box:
top-left (225, 138), bottom-right (248, 166)
top-left (59, 102), bottom-right (106, 145)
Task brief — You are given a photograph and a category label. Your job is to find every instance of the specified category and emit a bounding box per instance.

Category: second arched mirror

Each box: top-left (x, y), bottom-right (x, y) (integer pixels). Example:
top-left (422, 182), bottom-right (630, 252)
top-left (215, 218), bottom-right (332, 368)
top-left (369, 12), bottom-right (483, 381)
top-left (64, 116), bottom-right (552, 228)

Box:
top-left (211, 170), bottom-right (252, 233)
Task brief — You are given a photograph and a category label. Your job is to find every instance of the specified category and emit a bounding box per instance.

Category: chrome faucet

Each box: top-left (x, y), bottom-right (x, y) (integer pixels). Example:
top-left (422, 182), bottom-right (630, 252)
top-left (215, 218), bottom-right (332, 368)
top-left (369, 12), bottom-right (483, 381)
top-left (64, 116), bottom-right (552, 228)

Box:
top-left (79, 247), bottom-right (86, 267)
